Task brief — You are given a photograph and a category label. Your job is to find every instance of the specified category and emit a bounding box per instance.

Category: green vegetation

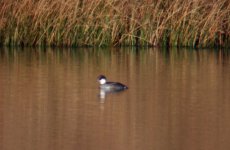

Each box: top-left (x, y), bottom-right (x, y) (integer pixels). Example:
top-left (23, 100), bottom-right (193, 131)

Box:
top-left (0, 0), bottom-right (230, 48)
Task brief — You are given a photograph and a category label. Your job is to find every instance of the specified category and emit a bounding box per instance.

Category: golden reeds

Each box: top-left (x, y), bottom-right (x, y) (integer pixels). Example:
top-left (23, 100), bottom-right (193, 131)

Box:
top-left (0, 0), bottom-right (229, 47)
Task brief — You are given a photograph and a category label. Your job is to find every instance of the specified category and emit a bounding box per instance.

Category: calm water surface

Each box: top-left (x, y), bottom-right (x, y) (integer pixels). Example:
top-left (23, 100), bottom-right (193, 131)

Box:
top-left (0, 48), bottom-right (230, 150)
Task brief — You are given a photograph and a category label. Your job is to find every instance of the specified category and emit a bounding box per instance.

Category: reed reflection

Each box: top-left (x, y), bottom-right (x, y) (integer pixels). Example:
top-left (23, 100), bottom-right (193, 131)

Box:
top-left (0, 47), bottom-right (230, 150)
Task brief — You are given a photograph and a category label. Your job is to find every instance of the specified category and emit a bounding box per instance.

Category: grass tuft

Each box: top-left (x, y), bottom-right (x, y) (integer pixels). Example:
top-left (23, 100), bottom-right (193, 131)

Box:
top-left (0, 0), bottom-right (230, 48)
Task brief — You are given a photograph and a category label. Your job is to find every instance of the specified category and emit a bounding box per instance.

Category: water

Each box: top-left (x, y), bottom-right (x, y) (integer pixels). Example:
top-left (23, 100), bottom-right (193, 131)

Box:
top-left (0, 47), bottom-right (230, 150)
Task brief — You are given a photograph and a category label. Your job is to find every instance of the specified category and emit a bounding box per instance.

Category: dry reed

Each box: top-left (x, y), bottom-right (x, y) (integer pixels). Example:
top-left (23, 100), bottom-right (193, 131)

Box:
top-left (0, 0), bottom-right (229, 48)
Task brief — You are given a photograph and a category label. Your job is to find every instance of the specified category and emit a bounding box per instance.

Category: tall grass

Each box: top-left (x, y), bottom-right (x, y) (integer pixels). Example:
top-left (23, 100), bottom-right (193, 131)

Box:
top-left (0, 0), bottom-right (230, 48)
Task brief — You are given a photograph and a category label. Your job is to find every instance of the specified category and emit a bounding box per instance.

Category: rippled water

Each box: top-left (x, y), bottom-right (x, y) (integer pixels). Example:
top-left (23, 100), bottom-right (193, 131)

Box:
top-left (0, 47), bottom-right (230, 150)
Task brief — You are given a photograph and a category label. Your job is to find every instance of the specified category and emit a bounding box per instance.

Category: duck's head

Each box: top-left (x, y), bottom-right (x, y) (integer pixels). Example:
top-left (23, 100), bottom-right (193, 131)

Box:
top-left (97, 75), bottom-right (107, 85)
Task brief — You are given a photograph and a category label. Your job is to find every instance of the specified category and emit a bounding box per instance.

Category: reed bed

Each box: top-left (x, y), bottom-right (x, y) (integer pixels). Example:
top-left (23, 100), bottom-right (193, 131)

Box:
top-left (0, 0), bottom-right (230, 48)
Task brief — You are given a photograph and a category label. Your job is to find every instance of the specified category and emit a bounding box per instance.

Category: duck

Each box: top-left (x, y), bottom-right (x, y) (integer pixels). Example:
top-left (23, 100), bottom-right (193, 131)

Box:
top-left (97, 75), bottom-right (128, 91)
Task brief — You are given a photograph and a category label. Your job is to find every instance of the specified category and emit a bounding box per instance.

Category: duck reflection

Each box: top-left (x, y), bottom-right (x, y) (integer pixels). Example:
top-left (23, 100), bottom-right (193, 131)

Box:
top-left (98, 88), bottom-right (128, 103)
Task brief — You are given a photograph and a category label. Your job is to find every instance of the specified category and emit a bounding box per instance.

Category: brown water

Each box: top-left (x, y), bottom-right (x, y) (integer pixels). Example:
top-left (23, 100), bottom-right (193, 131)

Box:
top-left (0, 48), bottom-right (230, 150)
